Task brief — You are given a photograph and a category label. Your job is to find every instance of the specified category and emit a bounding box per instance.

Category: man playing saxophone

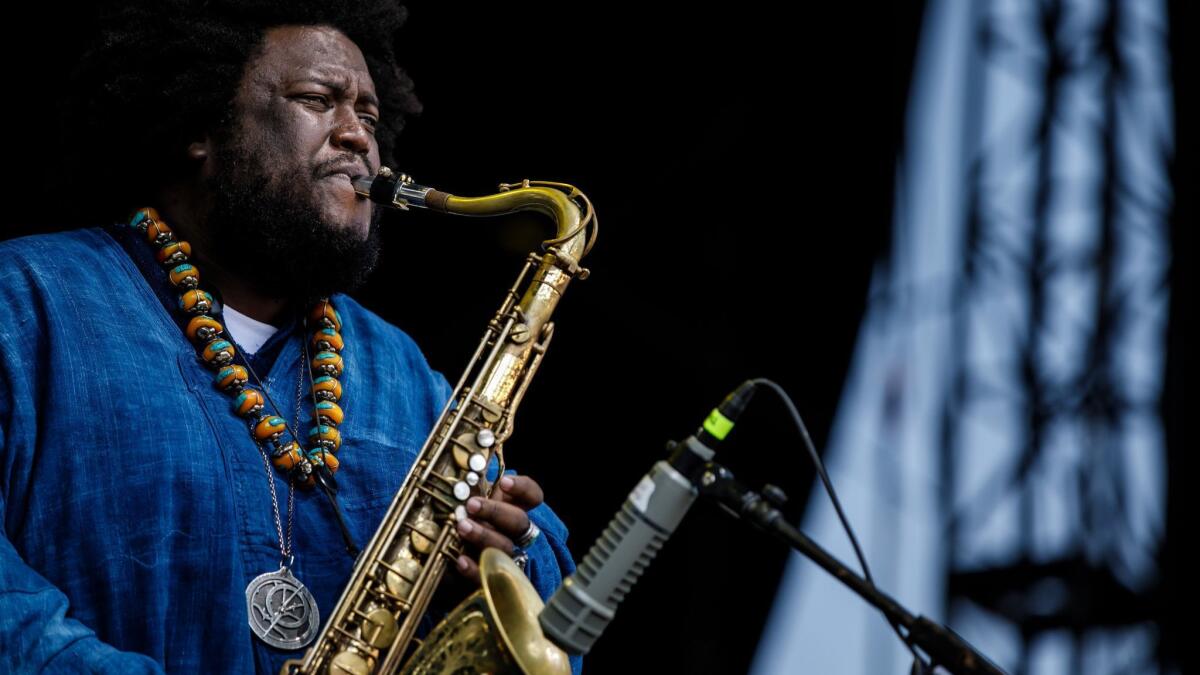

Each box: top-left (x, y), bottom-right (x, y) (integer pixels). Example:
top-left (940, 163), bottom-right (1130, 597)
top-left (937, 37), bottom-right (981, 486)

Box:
top-left (0, 1), bottom-right (580, 673)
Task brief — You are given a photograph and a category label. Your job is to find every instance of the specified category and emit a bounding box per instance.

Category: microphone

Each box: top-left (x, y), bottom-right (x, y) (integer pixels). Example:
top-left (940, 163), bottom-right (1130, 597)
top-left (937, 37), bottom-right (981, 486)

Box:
top-left (538, 381), bottom-right (757, 654)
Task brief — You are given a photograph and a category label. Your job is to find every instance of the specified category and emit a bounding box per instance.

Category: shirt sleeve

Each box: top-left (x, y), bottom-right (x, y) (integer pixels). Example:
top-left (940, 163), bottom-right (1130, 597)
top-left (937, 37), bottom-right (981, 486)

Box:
top-left (523, 499), bottom-right (584, 675)
top-left (0, 522), bottom-right (165, 673)
top-left (488, 463), bottom-right (583, 675)
top-left (0, 276), bottom-right (164, 674)
top-left (0, 442), bottom-right (163, 673)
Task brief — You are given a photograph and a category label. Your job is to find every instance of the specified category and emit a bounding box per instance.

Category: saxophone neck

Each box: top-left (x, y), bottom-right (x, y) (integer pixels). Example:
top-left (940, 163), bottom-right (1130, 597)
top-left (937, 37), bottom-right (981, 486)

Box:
top-left (354, 170), bottom-right (596, 264)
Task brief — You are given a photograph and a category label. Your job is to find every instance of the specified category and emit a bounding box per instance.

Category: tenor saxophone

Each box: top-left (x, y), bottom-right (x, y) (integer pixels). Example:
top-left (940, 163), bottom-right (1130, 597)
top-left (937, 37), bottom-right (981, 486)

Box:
top-left (283, 169), bottom-right (596, 675)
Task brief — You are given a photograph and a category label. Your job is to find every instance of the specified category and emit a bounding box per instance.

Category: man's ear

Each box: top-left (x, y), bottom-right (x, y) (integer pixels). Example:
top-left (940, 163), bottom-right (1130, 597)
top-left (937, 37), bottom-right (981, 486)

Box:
top-left (187, 135), bottom-right (218, 181)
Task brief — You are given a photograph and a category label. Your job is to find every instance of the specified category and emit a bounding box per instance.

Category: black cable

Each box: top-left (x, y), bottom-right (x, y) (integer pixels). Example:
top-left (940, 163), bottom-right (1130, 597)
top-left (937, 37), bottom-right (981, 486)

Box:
top-left (231, 307), bottom-right (360, 559)
top-left (751, 377), bottom-right (926, 667)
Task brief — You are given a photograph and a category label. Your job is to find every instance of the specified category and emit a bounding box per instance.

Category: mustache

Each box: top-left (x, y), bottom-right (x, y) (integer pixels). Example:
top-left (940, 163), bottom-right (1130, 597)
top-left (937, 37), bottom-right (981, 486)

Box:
top-left (313, 155), bottom-right (373, 180)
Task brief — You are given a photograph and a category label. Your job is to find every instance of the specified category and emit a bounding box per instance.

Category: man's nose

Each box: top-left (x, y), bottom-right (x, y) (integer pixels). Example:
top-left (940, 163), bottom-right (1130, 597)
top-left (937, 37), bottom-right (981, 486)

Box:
top-left (330, 111), bottom-right (372, 155)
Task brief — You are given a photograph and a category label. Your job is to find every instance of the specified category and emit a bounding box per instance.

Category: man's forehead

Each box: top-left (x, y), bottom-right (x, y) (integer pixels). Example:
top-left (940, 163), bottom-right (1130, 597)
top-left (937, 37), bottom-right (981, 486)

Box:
top-left (257, 25), bottom-right (372, 80)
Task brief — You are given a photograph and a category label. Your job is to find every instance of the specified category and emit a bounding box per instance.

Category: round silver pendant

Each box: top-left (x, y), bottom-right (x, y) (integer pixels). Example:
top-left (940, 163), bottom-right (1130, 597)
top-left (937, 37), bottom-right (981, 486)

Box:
top-left (245, 566), bottom-right (319, 650)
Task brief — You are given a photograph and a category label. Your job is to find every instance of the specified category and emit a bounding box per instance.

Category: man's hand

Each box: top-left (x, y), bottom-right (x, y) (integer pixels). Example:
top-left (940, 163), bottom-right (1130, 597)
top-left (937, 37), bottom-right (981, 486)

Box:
top-left (454, 474), bottom-right (545, 584)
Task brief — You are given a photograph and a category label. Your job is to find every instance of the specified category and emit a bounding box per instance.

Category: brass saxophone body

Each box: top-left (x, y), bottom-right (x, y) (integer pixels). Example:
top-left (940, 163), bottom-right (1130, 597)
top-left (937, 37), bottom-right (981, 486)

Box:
top-left (284, 170), bottom-right (596, 674)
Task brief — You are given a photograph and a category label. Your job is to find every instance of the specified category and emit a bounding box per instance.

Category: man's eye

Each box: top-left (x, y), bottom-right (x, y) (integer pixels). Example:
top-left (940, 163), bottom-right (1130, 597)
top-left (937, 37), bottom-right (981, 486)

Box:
top-left (299, 94), bottom-right (329, 106)
top-left (360, 115), bottom-right (379, 130)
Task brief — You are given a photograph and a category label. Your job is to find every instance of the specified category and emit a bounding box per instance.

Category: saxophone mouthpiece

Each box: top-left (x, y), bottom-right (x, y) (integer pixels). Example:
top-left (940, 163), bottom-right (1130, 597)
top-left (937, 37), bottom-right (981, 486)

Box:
top-left (354, 167), bottom-right (436, 211)
top-left (351, 175), bottom-right (385, 202)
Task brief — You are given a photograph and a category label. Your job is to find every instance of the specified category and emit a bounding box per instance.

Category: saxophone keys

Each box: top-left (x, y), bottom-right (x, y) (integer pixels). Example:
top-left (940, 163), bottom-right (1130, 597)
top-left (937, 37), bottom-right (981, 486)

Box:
top-left (410, 519), bottom-right (441, 554)
top-left (452, 481), bottom-right (471, 501)
top-left (384, 552), bottom-right (422, 597)
top-left (468, 453), bottom-right (488, 473)
top-left (475, 428), bottom-right (496, 448)
top-left (329, 649), bottom-right (373, 675)
top-left (452, 430), bottom-right (494, 470)
top-left (361, 607), bottom-right (398, 648)
top-left (465, 471), bottom-right (480, 487)
top-left (452, 445), bottom-right (471, 470)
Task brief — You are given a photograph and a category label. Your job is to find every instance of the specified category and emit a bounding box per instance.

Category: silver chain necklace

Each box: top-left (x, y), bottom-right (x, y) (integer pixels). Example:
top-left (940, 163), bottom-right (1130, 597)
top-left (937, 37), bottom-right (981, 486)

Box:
top-left (244, 351), bottom-right (320, 650)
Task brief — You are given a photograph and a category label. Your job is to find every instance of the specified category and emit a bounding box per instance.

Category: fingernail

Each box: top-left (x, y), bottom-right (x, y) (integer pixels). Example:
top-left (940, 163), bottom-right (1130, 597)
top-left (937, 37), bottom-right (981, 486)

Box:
top-left (467, 497), bottom-right (481, 513)
top-left (458, 520), bottom-right (474, 534)
top-left (500, 476), bottom-right (514, 490)
top-left (457, 555), bottom-right (468, 571)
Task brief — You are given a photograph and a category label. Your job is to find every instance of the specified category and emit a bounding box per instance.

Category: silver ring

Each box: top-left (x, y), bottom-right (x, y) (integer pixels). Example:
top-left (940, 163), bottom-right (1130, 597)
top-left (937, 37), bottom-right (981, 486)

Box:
top-left (511, 550), bottom-right (529, 572)
top-left (515, 520), bottom-right (541, 549)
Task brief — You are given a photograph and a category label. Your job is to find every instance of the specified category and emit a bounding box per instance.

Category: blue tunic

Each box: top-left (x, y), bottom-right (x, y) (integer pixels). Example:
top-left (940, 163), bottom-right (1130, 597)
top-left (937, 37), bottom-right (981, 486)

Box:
top-left (0, 226), bottom-right (580, 674)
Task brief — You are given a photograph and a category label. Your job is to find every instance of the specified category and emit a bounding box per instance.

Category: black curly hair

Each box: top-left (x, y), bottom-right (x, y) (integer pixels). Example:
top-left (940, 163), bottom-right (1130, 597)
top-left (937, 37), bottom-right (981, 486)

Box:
top-left (61, 0), bottom-right (420, 221)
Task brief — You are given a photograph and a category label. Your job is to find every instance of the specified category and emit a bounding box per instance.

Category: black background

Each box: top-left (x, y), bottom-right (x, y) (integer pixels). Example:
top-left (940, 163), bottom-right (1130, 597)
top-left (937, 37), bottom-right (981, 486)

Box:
top-left (1, 3), bottom-right (935, 673)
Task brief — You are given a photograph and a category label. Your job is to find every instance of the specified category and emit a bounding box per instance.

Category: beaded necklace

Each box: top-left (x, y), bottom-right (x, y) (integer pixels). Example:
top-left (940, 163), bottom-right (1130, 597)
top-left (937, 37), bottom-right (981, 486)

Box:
top-left (128, 207), bottom-right (346, 486)
top-left (126, 206), bottom-right (350, 649)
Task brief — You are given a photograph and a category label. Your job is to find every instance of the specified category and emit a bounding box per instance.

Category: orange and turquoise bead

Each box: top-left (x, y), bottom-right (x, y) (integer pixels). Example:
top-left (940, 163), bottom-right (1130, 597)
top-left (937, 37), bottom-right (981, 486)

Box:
top-left (129, 207), bottom-right (159, 231)
top-left (156, 240), bottom-right (191, 265)
top-left (254, 416), bottom-right (288, 442)
top-left (201, 340), bottom-right (236, 366)
top-left (311, 351), bottom-right (343, 377)
top-left (270, 441), bottom-right (304, 472)
top-left (309, 301), bottom-right (342, 331)
top-left (307, 447), bottom-right (340, 474)
top-left (180, 290), bottom-right (214, 314)
top-left (235, 388), bottom-right (265, 417)
top-left (312, 376), bottom-right (342, 402)
top-left (145, 217), bottom-right (173, 245)
top-left (186, 315), bottom-right (223, 343)
top-left (168, 263), bottom-right (200, 289)
top-left (311, 328), bottom-right (344, 353)
top-left (215, 365), bottom-right (248, 391)
top-left (314, 401), bottom-right (344, 426)
top-left (308, 424), bottom-right (341, 452)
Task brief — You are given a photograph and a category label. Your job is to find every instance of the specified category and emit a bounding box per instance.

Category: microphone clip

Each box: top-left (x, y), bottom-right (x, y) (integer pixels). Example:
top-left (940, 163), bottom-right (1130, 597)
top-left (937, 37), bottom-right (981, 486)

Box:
top-left (696, 461), bottom-right (790, 533)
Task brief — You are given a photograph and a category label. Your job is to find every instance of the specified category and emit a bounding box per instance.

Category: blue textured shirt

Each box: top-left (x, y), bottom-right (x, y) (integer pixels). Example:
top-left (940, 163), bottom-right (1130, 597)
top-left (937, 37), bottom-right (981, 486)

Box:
top-left (0, 225), bottom-right (580, 674)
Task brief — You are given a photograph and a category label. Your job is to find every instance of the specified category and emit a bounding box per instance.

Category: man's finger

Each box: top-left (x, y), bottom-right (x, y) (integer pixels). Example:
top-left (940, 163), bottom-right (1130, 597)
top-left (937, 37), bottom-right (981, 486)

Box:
top-left (466, 497), bottom-right (529, 538)
top-left (455, 554), bottom-right (480, 585)
top-left (456, 518), bottom-right (514, 555)
top-left (495, 474), bottom-right (544, 509)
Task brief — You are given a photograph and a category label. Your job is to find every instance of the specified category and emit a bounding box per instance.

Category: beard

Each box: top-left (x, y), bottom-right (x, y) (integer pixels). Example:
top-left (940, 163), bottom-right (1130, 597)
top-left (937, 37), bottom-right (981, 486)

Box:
top-left (202, 135), bottom-right (383, 303)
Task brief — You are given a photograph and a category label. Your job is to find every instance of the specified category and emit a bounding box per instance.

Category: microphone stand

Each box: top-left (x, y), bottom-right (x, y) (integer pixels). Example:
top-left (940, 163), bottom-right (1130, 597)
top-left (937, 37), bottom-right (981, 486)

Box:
top-left (697, 462), bottom-right (1006, 675)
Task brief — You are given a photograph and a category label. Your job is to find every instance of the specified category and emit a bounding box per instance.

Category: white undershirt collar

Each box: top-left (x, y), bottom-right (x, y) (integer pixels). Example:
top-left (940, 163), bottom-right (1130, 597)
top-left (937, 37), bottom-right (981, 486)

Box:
top-left (221, 303), bottom-right (280, 356)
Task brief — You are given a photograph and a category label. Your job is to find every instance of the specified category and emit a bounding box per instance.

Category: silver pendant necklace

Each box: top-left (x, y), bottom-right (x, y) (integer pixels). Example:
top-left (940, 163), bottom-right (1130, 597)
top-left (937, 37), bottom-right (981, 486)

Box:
top-left (245, 356), bottom-right (319, 649)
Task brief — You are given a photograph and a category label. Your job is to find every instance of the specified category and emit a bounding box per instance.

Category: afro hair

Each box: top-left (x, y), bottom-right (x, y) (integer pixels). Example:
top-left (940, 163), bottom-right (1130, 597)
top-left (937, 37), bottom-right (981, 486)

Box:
top-left (60, 0), bottom-right (421, 221)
